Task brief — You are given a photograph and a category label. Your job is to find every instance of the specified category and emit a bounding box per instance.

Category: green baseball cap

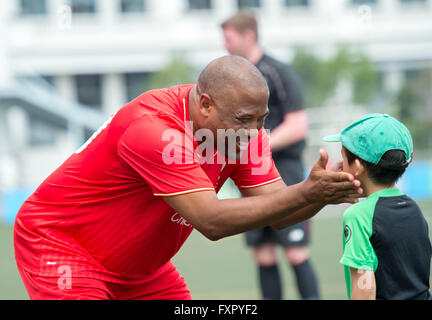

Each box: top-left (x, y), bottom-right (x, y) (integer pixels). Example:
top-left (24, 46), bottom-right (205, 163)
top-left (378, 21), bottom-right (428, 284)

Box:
top-left (323, 113), bottom-right (413, 165)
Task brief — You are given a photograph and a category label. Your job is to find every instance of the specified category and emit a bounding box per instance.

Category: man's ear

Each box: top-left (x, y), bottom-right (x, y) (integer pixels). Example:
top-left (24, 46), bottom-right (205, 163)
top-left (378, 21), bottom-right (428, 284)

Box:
top-left (244, 29), bottom-right (257, 44)
top-left (353, 159), bottom-right (365, 177)
top-left (199, 93), bottom-right (213, 118)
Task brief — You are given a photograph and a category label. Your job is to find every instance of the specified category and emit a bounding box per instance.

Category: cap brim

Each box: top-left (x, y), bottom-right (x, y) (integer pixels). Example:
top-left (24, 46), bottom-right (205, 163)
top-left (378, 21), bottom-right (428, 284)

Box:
top-left (323, 134), bottom-right (342, 142)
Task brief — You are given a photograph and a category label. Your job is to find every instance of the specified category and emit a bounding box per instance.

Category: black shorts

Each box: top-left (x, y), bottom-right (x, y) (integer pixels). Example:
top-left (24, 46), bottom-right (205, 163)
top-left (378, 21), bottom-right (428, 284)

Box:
top-left (245, 221), bottom-right (310, 247)
top-left (245, 157), bottom-right (310, 248)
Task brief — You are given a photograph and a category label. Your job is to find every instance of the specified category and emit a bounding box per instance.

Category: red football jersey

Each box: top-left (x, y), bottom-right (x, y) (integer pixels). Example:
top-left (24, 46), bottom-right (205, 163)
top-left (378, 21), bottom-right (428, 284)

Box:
top-left (14, 84), bottom-right (281, 283)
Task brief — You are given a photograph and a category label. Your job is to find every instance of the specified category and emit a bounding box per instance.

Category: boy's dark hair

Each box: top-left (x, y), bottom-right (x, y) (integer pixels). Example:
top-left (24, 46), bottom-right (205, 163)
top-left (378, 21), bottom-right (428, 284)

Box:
top-left (343, 146), bottom-right (410, 186)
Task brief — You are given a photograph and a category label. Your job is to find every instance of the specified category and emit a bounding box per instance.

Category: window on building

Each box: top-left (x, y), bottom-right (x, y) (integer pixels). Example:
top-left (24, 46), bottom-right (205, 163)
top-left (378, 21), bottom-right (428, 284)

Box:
top-left (350, 0), bottom-right (378, 5)
top-left (41, 75), bottom-right (55, 87)
top-left (284, 0), bottom-right (309, 7)
top-left (237, 0), bottom-right (261, 9)
top-left (188, 0), bottom-right (212, 10)
top-left (20, 0), bottom-right (47, 15)
top-left (124, 72), bottom-right (152, 102)
top-left (399, 0), bottom-right (427, 5)
top-left (29, 119), bottom-right (63, 146)
top-left (120, 0), bottom-right (146, 13)
top-left (69, 0), bottom-right (96, 14)
top-left (75, 74), bottom-right (102, 109)
top-left (19, 75), bottom-right (55, 90)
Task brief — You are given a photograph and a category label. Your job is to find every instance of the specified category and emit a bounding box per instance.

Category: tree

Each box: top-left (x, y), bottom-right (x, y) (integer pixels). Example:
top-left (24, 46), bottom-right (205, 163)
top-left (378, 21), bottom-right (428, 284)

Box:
top-left (291, 46), bottom-right (379, 108)
top-left (395, 69), bottom-right (432, 150)
top-left (148, 55), bottom-right (196, 90)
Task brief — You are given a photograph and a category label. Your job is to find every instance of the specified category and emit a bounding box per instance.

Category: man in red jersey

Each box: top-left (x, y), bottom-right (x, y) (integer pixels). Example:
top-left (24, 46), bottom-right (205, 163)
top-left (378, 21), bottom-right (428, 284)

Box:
top-left (14, 56), bottom-right (361, 300)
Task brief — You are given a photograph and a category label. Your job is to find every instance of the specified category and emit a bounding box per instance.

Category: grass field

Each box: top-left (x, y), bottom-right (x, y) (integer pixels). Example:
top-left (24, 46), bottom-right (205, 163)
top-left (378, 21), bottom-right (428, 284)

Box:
top-left (1, 189), bottom-right (431, 300)
top-left (173, 200), bottom-right (432, 300)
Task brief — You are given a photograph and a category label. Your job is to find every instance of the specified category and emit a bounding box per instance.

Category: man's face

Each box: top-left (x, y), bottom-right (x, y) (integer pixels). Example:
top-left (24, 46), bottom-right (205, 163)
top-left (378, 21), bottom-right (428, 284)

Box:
top-left (223, 27), bottom-right (248, 57)
top-left (204, 88), bottom-right (269, 160)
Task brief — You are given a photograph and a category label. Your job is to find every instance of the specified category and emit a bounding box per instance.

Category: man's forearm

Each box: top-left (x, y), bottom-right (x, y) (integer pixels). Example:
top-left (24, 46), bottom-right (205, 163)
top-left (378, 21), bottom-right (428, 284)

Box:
top-left (270, 125), bottom-right (306, 152)
top-left (164, 149), bottom-right (362, 242)
top-left (205, 182), bottom-right (310, 240)
top-left (165, 182), bottom-right (311, 241)
top-left (271, 203), bottom-right (325, 230)
top-left (270, 110), bottom-right (308, 153)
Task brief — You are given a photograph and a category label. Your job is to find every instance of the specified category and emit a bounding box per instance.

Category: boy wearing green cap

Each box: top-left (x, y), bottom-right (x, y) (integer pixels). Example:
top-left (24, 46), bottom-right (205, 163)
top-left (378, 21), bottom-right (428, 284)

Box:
top-left (324, 113), bottom-right (432, 300)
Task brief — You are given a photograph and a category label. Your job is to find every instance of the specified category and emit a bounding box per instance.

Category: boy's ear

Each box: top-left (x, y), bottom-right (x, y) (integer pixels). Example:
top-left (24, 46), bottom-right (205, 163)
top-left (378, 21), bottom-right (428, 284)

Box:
top-left (353, 159), bottom-right (365, 177)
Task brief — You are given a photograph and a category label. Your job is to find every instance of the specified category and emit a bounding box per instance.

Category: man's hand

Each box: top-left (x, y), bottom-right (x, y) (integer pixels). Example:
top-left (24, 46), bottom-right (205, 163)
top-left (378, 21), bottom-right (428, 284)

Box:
top-left (302, 149), bottom-right (362, 205)
top-left (328, 160), bottom-right (343, 173)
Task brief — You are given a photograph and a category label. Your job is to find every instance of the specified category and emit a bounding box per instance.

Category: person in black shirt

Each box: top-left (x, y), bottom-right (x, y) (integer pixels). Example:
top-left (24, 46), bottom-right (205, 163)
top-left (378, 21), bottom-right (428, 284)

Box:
top-left (221, 10), bottom-right (320, 300)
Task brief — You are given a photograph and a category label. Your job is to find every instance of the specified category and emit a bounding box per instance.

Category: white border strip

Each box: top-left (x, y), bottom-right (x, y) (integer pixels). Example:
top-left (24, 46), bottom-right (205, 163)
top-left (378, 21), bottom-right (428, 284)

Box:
top-left (238, 177), bottom-right (282, 189)
top-left (154, 188), bottom-right (215, 197)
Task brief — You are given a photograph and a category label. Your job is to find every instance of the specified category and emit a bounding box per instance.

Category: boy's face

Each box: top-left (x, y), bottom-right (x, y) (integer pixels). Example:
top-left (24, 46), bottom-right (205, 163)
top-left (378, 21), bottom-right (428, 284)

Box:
top-left (341, 146), bottom-right (357, 176)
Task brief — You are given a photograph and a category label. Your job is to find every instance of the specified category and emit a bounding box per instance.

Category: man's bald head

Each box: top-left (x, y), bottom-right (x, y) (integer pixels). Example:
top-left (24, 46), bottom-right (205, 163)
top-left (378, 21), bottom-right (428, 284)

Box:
top-left (197, 55), bottom-right (269, 104)
top-left (188, 55), bottom-right (270, 160)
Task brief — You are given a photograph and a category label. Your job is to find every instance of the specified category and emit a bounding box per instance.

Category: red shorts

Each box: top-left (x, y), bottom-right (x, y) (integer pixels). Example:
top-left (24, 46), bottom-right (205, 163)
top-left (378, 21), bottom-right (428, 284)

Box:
top-left (16, 261), bottom-right (192, 300)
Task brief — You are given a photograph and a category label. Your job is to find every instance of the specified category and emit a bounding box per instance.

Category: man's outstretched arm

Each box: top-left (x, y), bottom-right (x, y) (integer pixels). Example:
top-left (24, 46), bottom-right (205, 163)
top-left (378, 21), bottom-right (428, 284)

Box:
top-left (239, 180), bottom-right (326, 230)
top-left (163, 150), bottom-right (362, 241)
top-left (241, 151), bottom-right (354, 229)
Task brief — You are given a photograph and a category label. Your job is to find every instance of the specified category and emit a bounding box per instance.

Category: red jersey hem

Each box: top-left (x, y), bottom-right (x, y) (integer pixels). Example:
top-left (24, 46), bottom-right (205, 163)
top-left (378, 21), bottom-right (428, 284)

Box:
top-left (153, 187), bottom-right (215, 197)
top-left (238, 177), bottom-right (282, 189)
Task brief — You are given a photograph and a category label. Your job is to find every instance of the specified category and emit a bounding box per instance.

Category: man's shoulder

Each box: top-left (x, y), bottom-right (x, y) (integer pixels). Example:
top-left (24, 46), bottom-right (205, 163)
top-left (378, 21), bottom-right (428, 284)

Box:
top-left (257, 54), bottom-right (301, 86)
top-left (137, 84), bottom-right (193, 110)
top-left (258, 54), bottom-right (289, 71)
top-left (119, 84), bottom-right (193, 125)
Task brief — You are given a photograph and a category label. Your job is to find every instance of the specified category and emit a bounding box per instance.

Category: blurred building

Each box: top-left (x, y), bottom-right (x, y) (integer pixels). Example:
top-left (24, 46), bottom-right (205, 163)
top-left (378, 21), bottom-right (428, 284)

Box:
top-left (2, 0), bottom-right (432, 113)
top-left (1, 0), bottom-right (432, 212)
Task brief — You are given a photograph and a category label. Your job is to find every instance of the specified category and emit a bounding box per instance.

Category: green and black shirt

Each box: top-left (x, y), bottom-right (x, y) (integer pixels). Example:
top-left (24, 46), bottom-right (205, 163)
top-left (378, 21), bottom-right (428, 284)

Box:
top-left (341, 188), bottom-right (432, 300)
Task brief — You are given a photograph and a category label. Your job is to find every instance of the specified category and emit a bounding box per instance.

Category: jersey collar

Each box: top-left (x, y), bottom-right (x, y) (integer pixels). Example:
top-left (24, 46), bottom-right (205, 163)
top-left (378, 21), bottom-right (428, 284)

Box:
top-left (368, 188), bottom-right (404, 199)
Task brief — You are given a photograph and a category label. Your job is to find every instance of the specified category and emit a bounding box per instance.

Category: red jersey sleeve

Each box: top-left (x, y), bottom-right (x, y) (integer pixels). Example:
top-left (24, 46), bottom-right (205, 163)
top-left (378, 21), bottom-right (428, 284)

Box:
top-left (117, 114), bottom-right (215, 196)
top-left (230, 129), bottom-right (282, 189)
